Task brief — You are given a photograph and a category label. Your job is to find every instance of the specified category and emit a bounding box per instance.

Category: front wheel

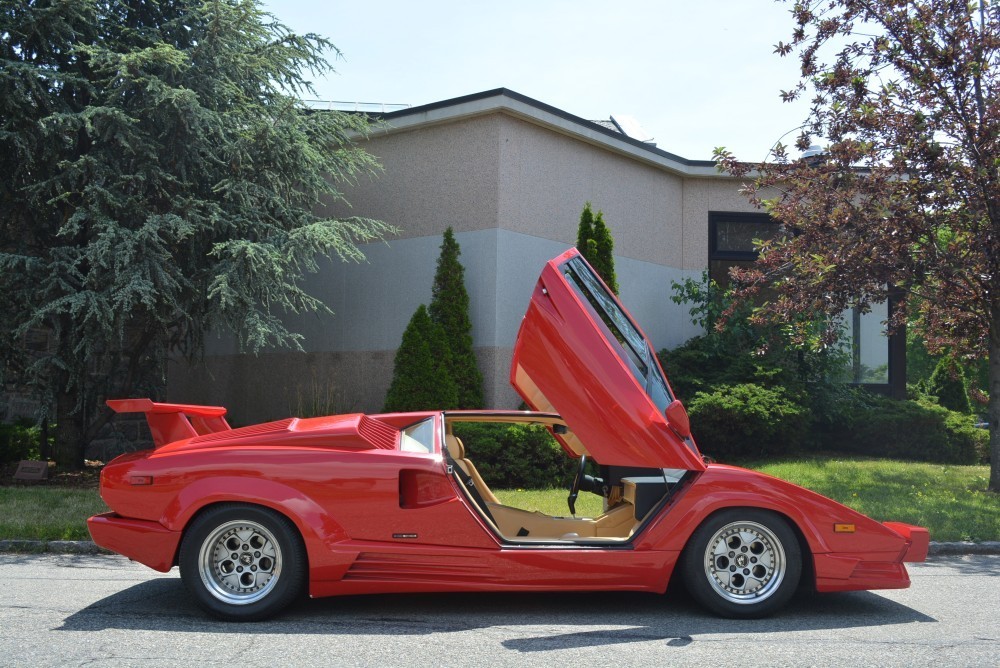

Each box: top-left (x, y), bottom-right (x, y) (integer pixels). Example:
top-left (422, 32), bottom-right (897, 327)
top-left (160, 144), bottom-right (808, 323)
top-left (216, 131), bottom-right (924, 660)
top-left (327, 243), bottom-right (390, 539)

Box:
top-left (681, 509), bottom-right (801, 618)
top-left (179, 504), bottom-right (305, 621)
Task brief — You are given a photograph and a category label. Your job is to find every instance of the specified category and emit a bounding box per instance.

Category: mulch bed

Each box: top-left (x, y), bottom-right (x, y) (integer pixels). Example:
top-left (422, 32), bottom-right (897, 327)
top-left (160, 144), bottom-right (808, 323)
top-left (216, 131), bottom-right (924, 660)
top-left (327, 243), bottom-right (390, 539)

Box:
top-left (0, 460), bottom-right (102, 488)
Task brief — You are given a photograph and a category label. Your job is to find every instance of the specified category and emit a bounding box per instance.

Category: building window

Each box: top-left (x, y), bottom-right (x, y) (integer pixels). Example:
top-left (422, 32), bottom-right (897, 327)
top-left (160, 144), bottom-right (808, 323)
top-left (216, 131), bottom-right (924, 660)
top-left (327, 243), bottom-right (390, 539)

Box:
top-left (706, 211), bottom-right (903, 396)
top-left (843, 303), bottom-right (890, 384)
top-left (708, 212), bottom-right (780, 289)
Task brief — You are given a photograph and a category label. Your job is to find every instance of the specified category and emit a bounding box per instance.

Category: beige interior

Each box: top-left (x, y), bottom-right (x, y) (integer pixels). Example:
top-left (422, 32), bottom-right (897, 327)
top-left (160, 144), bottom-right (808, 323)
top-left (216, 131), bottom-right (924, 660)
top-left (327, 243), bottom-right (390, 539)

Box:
top-left (445, 427), bottom-right (644, 542)
top-left (485, 502), bottom-right (637, 541)
top-left (445, 434), bottom-right (500, 505)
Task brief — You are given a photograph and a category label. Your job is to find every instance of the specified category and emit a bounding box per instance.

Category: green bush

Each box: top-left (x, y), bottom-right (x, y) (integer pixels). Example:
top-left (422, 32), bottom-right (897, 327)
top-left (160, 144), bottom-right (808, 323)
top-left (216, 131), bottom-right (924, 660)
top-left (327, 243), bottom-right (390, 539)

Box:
top-left (829, 396), bottom-right (985, 464)
top-left (428, 228), bottom-right (484, 408)
top-left (383, 305), bottom-right (459, 412)
top-left (927, 357), bottom-right (972, 414)
top-left (0, 422), bottom-right (43, 463)
top-left (687, 383), bottom-right (812, 460)
top-left (659, 274), bottom-right (849, 403)
top-left (450, 422), bottom-right (576, 489)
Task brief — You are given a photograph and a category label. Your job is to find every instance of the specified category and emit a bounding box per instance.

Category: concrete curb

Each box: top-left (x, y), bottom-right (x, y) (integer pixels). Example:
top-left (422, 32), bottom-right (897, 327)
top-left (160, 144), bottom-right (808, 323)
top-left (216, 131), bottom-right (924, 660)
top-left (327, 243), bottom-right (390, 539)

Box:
top-left (0, 540), bottom-right (108, 555)
top-left (1, 539), bottom-right (999, 556)
top-left (927, 541), bottom-right (1000, 556)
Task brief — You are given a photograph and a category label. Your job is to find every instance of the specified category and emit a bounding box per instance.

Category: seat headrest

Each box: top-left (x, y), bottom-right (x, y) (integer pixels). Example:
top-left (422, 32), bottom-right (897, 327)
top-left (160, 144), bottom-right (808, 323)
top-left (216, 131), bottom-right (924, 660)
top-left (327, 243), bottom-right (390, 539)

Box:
top-left (445, 434), bottom-right (465, 460)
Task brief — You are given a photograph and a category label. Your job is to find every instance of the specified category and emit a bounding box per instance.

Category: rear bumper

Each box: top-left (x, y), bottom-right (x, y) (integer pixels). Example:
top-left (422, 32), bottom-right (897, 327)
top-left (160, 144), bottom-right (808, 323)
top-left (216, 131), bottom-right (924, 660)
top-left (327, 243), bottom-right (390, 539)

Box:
top-left (87, 512), bottom-right (181, 572)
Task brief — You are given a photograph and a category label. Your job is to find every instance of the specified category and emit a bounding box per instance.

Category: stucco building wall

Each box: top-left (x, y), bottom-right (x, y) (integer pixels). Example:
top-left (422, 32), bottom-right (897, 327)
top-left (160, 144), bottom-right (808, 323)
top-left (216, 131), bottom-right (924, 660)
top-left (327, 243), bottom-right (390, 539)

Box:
top-left (169, 90), bottom-right (764, 425)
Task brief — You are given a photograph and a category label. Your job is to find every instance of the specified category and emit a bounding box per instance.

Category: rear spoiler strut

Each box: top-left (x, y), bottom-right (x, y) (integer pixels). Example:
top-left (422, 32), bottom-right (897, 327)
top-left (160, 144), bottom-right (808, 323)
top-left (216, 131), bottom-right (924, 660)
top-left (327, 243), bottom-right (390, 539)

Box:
top-left (107, 398), bottom-right (231, 448)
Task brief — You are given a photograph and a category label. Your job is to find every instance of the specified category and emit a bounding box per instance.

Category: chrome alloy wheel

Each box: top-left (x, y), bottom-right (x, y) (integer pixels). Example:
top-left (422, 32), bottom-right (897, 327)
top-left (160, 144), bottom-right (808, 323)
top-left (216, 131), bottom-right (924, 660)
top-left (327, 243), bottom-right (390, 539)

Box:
top-left (198, 520), bottom-right (283, 605)
top-left (703, 520), bottom-right (786, 604)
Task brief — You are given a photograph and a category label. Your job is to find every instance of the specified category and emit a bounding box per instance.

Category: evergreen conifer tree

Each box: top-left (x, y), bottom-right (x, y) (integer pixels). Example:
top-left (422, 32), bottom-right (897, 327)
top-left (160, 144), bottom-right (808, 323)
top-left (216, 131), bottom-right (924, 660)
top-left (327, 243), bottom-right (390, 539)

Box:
top-left (591, 210), bottom-right (619, 293)
top-left (428, 228), bottom-right (484, 408)
top-left (928, 357), bottom-right (972, 414)
top-left (575, 203), bottom-right (619, 293)
top-left (576, 203), bottom-right (596, 264)
top-left (383, 305), bottom-right (459, 412)
top-left (0, 0), bottom-right (394, 467)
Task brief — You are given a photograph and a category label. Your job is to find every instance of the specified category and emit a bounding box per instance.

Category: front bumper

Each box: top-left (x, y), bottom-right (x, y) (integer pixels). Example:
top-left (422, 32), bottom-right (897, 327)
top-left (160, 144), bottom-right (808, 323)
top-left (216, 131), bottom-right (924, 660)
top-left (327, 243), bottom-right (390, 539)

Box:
top-left (883, 521), bottom-right (930, 562)
top-left (87, 512), bottom-right (181, 572)
top-left (813, 521), bottom-right (929, 593)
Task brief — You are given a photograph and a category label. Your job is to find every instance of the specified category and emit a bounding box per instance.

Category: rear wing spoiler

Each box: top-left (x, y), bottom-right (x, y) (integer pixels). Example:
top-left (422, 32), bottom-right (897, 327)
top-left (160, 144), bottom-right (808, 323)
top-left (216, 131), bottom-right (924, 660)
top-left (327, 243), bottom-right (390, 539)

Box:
top-left (107, 398), bottom-right (231, 448)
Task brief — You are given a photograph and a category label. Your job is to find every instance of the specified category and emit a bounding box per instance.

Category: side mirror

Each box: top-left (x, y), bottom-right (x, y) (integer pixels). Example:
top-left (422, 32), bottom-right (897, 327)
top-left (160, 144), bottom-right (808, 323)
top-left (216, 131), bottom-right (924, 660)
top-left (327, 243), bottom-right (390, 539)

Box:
top-left (665, 399), bottom-right (691, 439)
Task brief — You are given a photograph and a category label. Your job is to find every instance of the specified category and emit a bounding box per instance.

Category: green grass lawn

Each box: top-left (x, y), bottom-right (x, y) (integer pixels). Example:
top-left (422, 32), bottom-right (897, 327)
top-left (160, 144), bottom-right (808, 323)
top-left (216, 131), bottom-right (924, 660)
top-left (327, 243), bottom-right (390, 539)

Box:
top-left (746, 458), bottom-right (998, 542)
top-left (0, 458), bottom-right (995, 543)
top-left (494, 488), bottom-right (605, 518)
top-left (499, 459), bottom-right (998, 542)
top-left (0, 487), bottom-right (107, 540)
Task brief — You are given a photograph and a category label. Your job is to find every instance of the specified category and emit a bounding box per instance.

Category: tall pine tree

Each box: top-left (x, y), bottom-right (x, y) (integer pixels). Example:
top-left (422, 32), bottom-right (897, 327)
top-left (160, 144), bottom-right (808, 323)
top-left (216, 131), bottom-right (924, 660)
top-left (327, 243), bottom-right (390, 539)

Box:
top-left (383, 305), bottom-right (459, 412)
top-left (576, 203), bottom-right (595, 261)
top-left (428, 228), bottom-right (484, 408)
top-left (591, 210), bottom-right (619, 294)
top-left (0, 0), bottom-right (393, 467)
top-left (928, 357), bottom-right (972, 414)
top-left (575, 203), bottom-right (619, 293)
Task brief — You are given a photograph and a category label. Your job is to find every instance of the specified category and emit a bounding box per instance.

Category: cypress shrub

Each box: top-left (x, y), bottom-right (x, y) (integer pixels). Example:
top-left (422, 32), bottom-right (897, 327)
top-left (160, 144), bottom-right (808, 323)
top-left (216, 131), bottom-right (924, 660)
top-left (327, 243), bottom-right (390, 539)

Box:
top-left (576, 203), bottom-right (595, 259)
top-left (428, 228), bottom-right (484, 408)
top-left (383, 305), bottom-right (459, 412)
top-left (927, 357), bottom-right (972, 414)
top-left (591, 210), bottom-right (618, 293)
top-left (575, 203), bottom-right (618, 293)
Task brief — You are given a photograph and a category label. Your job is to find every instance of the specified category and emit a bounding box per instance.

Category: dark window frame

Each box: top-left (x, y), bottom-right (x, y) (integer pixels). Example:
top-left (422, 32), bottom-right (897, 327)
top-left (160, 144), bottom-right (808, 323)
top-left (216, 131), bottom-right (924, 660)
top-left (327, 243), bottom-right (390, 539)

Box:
top-left (708, 211), bottom-right (779, 261)
top-left (706, 211), bottom-right (906, 398)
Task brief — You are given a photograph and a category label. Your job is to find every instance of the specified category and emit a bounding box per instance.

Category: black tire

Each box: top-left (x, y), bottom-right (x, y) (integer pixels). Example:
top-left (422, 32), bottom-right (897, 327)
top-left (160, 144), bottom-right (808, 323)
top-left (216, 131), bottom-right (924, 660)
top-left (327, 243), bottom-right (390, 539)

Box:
top-left (680, 508), bottom-right (801, 618)
top-left (178, 504), bottom-right (306, 621)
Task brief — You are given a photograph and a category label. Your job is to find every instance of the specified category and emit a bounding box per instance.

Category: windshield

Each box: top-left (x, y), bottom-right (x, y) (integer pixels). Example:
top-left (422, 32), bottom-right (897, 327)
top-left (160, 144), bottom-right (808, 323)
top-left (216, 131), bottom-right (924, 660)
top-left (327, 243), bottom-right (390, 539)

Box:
top-left (562, 256), bottom-right (674, 414)
top-left (400, 418), bottom-right (436, 453)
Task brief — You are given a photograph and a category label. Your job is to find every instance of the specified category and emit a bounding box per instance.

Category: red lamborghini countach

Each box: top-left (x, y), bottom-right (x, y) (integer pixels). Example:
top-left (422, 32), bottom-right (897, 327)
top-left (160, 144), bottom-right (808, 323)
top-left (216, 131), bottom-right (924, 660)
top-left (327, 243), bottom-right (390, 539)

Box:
top-left (89, 248), bottom-right (928, 621)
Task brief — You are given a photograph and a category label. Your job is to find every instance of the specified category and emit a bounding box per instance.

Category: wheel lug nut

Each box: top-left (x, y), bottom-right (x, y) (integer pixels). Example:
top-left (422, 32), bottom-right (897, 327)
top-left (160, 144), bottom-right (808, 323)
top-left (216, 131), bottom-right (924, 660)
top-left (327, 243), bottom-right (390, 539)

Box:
top-left (251, 565), bottom-right (257, 571)
top-left (242, 544), bottom-right (249, 550)
top-left (741, 547), bottom-right (748, 552)
top-left (236, 566), bottom-right (243, 572)
top-left (231, 553), bottom-right (238, 559)
top-left (730, 566), bottom-right (736, 572)
top-left (254, 551), bottom-right (261, 558)
top-left (744, 569), bottom-right (750, 575)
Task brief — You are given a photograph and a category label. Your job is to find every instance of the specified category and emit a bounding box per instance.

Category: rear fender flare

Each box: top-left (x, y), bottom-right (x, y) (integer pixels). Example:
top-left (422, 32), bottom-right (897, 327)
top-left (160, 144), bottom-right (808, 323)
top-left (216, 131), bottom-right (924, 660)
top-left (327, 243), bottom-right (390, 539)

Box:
top-left (160, 477), bottom-right (348, 569)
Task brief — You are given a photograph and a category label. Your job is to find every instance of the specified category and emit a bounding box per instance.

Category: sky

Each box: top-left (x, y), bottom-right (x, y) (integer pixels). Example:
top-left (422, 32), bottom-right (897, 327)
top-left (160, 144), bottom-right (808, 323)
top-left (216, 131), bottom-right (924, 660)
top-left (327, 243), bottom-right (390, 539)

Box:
top-left (261, 0), bottom-right (813, 162)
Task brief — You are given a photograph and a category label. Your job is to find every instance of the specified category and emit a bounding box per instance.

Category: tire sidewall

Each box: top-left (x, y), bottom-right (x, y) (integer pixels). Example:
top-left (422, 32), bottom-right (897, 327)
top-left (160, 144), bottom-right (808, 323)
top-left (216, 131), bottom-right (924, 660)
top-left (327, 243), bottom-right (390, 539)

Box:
top-left (681, 508), bottom-right (802, 618)
top-left (179, 504), bottom-right (305, 621)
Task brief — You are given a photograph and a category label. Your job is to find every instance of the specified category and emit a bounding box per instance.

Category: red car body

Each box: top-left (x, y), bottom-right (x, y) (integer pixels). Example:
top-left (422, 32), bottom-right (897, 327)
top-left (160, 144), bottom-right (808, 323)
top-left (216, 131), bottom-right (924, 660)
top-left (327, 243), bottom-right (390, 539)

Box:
top-left (89, 248), bottom-right (928, 620)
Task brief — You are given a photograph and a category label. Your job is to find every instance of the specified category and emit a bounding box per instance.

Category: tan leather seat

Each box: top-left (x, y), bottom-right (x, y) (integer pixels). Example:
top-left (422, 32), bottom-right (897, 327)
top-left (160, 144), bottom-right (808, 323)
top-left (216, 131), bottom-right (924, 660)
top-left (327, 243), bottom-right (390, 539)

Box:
top-left (445, 434), bottom-right (500, 505)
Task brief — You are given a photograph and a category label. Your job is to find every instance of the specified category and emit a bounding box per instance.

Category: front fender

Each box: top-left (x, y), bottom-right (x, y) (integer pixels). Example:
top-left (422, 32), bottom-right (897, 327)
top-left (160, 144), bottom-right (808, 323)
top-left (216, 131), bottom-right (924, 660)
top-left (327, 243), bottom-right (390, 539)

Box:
top-left (640, 465), bottom-right (909, 560)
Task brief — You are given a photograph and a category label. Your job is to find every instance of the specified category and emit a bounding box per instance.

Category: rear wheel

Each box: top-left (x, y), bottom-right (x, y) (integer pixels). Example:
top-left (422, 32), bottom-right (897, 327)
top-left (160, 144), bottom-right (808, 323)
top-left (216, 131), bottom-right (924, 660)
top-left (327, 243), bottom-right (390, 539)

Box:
top-left (681, 509), bottom-right (801, 618)
top-left (179, 504), bottom-right (305, 621)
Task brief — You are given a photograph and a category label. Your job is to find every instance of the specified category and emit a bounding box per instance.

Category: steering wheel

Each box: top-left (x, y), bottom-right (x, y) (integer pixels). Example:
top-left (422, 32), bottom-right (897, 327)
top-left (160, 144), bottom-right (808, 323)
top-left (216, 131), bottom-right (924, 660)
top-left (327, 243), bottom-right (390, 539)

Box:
top-left (567, 454), bottom-right (587, 516)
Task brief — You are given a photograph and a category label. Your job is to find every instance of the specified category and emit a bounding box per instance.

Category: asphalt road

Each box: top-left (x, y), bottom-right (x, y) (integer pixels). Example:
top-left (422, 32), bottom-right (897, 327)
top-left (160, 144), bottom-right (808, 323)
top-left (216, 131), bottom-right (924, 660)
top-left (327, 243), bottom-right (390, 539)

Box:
top-left (0, 553), bottom-right (997, 667)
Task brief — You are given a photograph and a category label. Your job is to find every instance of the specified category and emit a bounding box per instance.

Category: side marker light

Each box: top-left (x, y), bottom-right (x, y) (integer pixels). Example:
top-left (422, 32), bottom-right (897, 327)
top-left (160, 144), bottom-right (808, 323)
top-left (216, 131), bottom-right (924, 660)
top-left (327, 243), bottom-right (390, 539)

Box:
top-left (130, 475), bottom-right (153, 486)
top-left (834, 523), bottom-right (856, 533)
